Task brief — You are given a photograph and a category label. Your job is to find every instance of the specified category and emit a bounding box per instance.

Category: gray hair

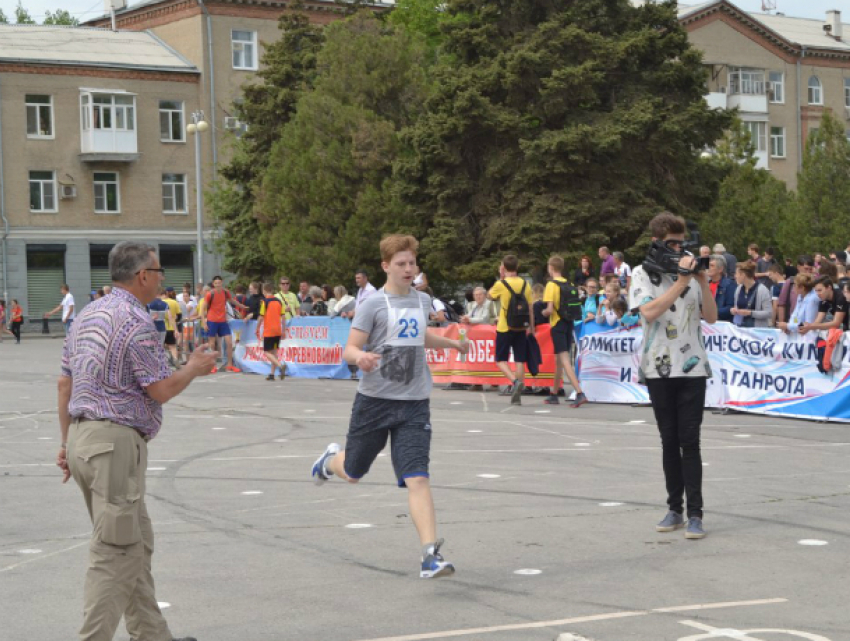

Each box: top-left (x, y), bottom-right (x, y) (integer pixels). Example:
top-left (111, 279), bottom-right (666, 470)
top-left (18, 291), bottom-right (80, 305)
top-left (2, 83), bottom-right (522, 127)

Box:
top-left (613, 251), bottom-right (624, 261)
top-left (334, 285), bottom-right (348, 299)
top-left (473, 286), bottom-right (487, 295)
top-left (309, 285), bottom-right (323, 300)
top-left (710, 253), bottom-right (727, 273)
top-left (713, 243), bottom-right (726, 253)
top-left (109, 241), bottom-right (157, 283)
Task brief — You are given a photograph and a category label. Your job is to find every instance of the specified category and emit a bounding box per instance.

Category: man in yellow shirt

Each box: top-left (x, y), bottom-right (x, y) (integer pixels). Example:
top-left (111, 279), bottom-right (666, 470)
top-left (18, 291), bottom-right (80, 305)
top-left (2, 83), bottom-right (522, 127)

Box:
top-left (275, 276), bottom-right (300, 321)
top-left (162, 288), bottom-right (182, 367)
top-left (542, 255), bottom-right (588, 408)
top-left (488, 254), bottom-right (534, 405)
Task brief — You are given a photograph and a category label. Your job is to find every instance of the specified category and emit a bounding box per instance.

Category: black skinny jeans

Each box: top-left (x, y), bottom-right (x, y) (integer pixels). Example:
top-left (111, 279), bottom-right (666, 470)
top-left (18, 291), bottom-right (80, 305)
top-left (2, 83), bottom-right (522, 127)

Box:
top-left (10, 321), bottom-right (21, 342)
top-left (646, 376), bottom-right (706, 518)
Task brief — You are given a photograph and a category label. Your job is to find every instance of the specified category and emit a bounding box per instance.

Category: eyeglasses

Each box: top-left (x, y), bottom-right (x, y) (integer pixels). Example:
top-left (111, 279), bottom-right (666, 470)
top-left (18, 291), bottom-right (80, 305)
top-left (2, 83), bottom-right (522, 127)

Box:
top-left (136, 268), bottom-right (166, 275)
top-left (280, 281), bottom-right (290, 285)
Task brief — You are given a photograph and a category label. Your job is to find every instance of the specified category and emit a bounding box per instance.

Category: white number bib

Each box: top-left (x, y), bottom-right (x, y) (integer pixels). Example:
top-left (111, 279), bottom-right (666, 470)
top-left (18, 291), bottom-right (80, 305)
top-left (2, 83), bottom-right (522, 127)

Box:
top-left (383, 290), bottom-right (426, 347)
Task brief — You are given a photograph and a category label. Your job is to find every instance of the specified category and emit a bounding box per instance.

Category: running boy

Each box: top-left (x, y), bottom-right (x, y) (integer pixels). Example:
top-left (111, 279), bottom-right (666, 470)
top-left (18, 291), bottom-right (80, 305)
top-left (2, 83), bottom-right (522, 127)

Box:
top-left (203, 276), bottom-right (247, 373)
top-left (311, 234), bottom-right (469, 578)
top-left (256, 282), bottom-right (285, 381)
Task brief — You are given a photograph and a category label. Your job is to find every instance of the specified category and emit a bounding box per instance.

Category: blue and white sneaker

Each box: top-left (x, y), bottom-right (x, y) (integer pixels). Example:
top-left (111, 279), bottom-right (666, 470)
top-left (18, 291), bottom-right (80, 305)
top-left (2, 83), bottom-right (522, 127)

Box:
top-left (420, 539), bottom-right (455, 579)
top-left (311, 443), bottom-right (340, 486)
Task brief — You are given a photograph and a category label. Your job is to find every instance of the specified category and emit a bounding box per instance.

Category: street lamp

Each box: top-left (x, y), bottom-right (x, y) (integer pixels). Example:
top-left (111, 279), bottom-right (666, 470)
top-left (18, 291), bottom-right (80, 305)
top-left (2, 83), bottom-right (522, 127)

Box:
top-left (188, 111), bottom-right (209, 285)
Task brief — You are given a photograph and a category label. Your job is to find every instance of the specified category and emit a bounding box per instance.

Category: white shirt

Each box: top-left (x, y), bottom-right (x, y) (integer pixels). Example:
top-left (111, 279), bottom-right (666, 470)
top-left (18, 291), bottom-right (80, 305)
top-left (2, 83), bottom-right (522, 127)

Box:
top-left (355, 282), bottom-right (377, 309)
top-left (61, 293), bottom-right (75, 321)
top-left (615, 262), bottom-right (632, 285)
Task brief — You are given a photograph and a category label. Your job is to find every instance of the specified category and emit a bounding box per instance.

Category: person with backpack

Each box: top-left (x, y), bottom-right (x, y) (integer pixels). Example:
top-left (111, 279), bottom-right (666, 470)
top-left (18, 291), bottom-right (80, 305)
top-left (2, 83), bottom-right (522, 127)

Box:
top-left (542, 255), bottom-right (588, 408)
top-left (9, 299), bottom-right (23, 343)
top-left (203, 275), bottom-right (248, 373)
top-left (730, 261), bottom-right (771, 328)
top-left (488, 254), bottom-right (535, 405)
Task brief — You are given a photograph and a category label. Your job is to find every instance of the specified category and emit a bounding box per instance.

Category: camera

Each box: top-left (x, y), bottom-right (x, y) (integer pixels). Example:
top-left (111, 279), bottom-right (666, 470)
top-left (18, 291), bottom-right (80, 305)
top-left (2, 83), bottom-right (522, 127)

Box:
top-left (642, 221), bottom-right (706, 276)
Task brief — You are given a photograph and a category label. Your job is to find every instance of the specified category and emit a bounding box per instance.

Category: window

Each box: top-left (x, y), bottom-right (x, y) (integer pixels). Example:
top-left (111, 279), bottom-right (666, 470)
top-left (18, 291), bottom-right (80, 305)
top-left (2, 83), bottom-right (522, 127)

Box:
top-left (29, 171), bottom-right (56, 212)
top-left (770, 127), bottom-right (786, 158)
top-left (729, 67), bottom-right (766, 95)
top-left (83, 94), bottom-right (135, 132)
top-left (159, 100), bottom-right (185, 142)
top-left (232, 30), bottom-right (257, 70)
top-left (768, 72), bottom-right (784, 103)
top-left (26, 95), bottom-right (53, 138)
top-left (93, 172), bottom-right (120, 213)
top-left (162, 174), bottom-right (187, 214)
top-left (808, 76), bottom-right (823, 105)
top-left (845, 78), bottom-right (850, 108)
top-left (743, 121), bottom-right (767, 153)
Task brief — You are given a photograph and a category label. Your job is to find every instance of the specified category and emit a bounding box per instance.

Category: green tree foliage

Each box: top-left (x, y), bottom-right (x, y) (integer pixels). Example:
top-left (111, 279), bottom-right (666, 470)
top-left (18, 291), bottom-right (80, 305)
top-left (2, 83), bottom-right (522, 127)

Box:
top-left (256, 12), bottom-right (430, 284)
top-left (15, 2), bottom-right (35, 23)
top-left (787, 110), bottom-right (850, 256)
top-left (698, 119), bottom-right (792, 259)
top-left (43, 9), bottom-right (79, 25)
top-left (209, 1), bottom-right (325, 281)
top-left (387, 0), bottom-right (445, 53)
top-left (394, 0), bottom-right (733, 283)
top-left (0, 8), bottom-right (8, 23)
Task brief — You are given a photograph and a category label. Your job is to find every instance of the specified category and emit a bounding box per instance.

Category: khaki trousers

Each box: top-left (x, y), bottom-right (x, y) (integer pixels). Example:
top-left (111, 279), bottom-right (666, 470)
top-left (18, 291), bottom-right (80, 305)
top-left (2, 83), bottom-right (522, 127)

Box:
top-left (68, 419), bottom-right (172, 641)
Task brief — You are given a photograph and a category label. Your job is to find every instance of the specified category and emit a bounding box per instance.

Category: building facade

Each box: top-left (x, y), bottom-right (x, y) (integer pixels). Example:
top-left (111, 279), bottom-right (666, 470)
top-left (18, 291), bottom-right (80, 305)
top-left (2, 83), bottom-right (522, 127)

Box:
top-left (680, 1), bottom-right (850, 189)
top-left (0, 25), bottom-right (217, 328)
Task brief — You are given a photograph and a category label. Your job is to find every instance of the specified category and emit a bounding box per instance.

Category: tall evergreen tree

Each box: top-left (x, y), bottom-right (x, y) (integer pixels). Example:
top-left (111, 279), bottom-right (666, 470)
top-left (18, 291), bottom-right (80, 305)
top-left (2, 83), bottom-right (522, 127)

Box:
top-left (395, 0), bottom-right (733, 283)
top-left (789, 110), bottom-right (850, 256)
top-left (256, 12), bottom-right (430, 284)
top-left (210, 1), bottom-right (325, 280)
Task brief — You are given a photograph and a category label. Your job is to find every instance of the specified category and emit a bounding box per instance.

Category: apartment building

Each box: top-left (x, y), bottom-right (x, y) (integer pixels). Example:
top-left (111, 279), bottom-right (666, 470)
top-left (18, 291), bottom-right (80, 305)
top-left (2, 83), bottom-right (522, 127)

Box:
top-left (680, 1), bottom-right (850, 188)
top-left (0, 24), bottom-right (215, 327)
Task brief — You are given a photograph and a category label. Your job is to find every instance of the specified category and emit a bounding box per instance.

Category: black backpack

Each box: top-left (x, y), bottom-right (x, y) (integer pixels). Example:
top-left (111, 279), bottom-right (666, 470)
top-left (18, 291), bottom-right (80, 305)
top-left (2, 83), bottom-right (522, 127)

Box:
top-left (555, 280), bottom-right (583, 322)
top-left (501, 279), bottom-right (531, 329)
top-left (438, 298), bottom-right (462, 323)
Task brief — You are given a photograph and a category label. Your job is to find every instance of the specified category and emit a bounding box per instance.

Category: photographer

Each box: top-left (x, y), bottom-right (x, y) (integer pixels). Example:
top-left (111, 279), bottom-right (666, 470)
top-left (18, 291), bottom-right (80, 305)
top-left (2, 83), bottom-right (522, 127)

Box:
top-left (629, 212), bottom-right (717, 541)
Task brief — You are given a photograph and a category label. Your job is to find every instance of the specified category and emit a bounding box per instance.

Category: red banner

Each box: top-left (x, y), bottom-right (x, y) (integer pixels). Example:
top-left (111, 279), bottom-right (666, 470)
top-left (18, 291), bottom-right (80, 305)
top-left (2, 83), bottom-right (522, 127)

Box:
top-left (426, 324), bottom-right (557, 386)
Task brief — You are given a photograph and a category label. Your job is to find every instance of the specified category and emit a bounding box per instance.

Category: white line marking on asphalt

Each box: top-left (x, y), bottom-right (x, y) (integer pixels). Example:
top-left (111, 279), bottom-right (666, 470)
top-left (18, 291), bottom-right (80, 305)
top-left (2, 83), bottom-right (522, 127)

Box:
top-left (147, 467), bottom-right (166, 471)
top-left (467, 430), bottom-right (482, 433)
top-left (17, 549), bottom-right (42, 554)
top-left (157, 602), bottom-right (171, 609)
top-left (628, 420), bottom-right (646, 424)
top-left (37, 437), bottom-right (52, 440)
top-left (241, 491), bottom-right (263, 495)
top-left (513, 568), bottom-right (542, 575)
top-left (574, 443), bottom-right (591, 447)
top-left (304, 409), bottom-right (316, 413)
top-left (0, 541), bottom-right (89, 574)
top-left (703, 463), bottom-right (710, 466)
top-left (535, 410), bottom-right (551, 414)
top-left (212, 427), bottom-right (226, 430)
top-left (556, 635), bottom-right (597, 641)
top-left (599, 502), bottom-right (623, 507)
top-left (345, 523), bottom-right (373, 529)
top-left (378, 453), bottom-right (387, 457)
top-left (735, 434), bottom-right (752, 439)
top-left (349, 598), bottom-right (787, 641)
top-left (677, 619), bottom-right (831, 641)
top-left (274, 439), bottom-right (288, 442)
top-left (798, 539), bottom-right (828, 546)
top-left (450, 402), bottom-right (463, 405)
top-left (477, 474), bottom-right (501, 479)
top-left (480, 393), bottom-right (489, 413)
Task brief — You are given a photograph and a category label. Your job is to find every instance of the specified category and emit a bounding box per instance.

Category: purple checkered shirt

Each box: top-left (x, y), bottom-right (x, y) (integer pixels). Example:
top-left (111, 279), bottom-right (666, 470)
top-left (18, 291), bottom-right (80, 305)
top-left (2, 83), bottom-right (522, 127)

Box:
top-left (61, 286), bottom-right (172, 439)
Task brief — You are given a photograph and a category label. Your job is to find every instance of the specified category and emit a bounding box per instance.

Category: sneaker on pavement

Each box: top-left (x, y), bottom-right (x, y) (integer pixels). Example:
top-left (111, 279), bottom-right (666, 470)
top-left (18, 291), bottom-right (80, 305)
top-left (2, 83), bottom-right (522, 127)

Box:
top-left (420, 539), bottom-right (455, 579)
top-left (557, 389), bottom-right (565, 397)
top-left (210, 366), bottom-right (218, 374)
top-left (685, 516), bottom-right (706, 539)
top-left (311, 443), bottom-right (340, 486)
top-left (511, 381), bottom-right (524, 405)
top-left (266, 374), bottom-right (275, 381)
top-left (656, 510), bottom-right (685, 532)
top-left (570, 392), bottom-right (588, 408)
top-left (543, 395), bottom-right (560, 405)
top-left (225, 365), bottom-right (241, 373)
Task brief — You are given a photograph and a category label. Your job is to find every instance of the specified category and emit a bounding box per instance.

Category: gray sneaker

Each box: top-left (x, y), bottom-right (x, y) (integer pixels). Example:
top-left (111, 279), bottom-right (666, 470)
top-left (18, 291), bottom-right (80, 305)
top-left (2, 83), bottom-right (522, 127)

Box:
top-left (656, 510), bottom-right (685, 532)
top-left (511, 381), bottom-right (524, 405)
top-left (685, 516), bottom-right (706, 539)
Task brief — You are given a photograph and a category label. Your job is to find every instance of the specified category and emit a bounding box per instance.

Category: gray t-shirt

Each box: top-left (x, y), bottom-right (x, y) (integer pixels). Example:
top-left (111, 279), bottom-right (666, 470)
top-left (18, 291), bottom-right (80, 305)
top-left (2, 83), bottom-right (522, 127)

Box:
top-left (629, 266), bottom-right (711, 381)
top-left (352, 288), bottom-right (433, 400)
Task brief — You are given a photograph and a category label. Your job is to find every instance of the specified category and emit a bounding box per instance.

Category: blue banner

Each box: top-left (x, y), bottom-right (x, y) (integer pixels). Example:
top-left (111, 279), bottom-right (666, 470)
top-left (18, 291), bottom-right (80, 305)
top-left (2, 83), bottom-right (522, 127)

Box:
top-left (231, 317), bottom-right (352, 379)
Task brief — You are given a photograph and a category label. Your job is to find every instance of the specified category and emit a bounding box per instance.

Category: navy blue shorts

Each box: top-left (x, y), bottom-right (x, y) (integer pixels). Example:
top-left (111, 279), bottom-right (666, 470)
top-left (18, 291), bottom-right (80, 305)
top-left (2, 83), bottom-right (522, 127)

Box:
top-left (206, 320), bottom-right (231, 338)
top-left (344, 393), bottom-right (431, 488)
top-left (495, 329), bottom-right (528, 363)
top-left (550, 321), bottom-right (573, 354)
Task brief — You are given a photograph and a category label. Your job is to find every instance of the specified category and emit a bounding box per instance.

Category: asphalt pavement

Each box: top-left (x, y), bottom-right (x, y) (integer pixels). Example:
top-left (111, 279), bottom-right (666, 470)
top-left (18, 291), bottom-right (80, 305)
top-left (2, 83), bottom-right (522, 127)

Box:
top-left (1, 338), bottom-right (847, 641)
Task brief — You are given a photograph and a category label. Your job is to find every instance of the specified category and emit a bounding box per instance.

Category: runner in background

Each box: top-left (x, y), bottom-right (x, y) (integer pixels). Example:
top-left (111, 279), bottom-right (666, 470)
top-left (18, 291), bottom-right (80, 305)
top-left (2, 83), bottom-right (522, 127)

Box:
top-left (203, 276), bottom-right (247, 373)
top-left (256, 282), bottom-right (286, 381)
